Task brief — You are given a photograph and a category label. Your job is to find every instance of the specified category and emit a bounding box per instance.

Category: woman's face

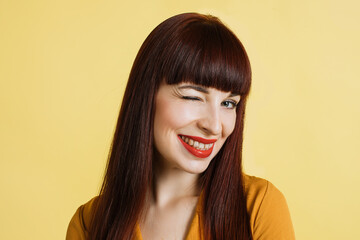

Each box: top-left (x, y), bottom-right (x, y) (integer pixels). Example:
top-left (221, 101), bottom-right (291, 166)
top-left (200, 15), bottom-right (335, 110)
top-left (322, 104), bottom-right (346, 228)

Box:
top-left (153, 82), bottom-right (241, 174)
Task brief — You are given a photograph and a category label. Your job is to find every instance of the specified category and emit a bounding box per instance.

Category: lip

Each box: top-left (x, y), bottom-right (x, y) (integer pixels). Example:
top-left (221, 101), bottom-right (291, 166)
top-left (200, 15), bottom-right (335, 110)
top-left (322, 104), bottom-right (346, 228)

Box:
top-left (177, 135), bottom-right (217, 158)
top-left (179, 135), bottom-right (217, 144)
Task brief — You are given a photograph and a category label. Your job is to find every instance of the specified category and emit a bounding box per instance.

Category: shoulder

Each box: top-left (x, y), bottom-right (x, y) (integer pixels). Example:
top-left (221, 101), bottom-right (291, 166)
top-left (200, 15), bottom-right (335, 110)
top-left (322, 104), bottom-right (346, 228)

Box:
top-left (243, 174), bottom-right (296, 240)
top-left (66, 197), bottom-right (99, 240)
top-left (243, 174), bottom-right (285, 208)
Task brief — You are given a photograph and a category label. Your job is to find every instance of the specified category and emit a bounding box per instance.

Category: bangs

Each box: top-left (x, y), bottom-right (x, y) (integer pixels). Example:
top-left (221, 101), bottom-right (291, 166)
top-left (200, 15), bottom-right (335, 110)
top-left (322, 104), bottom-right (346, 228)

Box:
top-left (160, 16), bottom-right (251, 96)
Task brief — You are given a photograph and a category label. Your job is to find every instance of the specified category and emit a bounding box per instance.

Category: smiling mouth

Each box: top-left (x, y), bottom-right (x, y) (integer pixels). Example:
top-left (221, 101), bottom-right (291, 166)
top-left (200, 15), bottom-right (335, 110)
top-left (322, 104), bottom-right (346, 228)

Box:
top-left (178, 135), bottom-right (217, 158)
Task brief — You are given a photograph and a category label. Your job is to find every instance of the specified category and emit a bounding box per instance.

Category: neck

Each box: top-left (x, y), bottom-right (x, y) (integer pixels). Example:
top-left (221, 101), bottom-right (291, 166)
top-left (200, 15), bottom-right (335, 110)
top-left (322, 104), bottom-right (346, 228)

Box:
top-left (149, 157), bottom-right (200, 208)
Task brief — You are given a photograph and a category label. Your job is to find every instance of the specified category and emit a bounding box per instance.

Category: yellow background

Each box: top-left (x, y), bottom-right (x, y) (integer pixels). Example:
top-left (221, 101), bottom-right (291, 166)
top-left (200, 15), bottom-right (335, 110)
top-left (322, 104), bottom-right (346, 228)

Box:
top-left (1, 0), bottom-right (359, 239)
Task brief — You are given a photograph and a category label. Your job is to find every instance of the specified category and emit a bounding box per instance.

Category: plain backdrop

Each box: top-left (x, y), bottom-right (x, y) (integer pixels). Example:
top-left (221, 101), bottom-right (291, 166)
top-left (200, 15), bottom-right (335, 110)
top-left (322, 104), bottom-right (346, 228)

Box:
top-left (1, 0), bottom-right (359, 239)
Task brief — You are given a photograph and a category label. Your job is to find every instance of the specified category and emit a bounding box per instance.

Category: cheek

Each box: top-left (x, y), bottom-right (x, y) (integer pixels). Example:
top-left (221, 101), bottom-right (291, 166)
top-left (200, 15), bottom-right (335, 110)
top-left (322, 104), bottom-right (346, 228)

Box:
top-left (222, 112), bottom-right (237, 137)
top-left (154, 98), bottom-right (198, 135)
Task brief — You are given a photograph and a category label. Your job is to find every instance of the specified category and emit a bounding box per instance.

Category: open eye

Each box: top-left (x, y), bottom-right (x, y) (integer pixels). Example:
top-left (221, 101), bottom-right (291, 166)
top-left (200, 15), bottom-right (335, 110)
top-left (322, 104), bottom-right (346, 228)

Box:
top-left (221, 100), bottom-right (238, 109)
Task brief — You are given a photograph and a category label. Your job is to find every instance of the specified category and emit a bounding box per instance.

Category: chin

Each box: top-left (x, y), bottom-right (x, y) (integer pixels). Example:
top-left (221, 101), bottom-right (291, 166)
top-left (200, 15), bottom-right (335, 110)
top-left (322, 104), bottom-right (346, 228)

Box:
top-left (181, 160), bottom-right (211, 174)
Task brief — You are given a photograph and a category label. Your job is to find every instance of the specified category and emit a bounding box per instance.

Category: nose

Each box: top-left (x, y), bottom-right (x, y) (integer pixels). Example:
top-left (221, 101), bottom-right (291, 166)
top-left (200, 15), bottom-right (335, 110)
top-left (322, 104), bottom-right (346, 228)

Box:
top-left (197, 104), bottom-right (222, 136)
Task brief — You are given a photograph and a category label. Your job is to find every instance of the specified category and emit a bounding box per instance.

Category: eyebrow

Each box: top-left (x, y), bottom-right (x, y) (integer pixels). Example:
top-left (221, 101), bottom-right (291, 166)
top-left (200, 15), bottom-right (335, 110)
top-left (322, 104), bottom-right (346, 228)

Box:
top-left (178, 85), bottom-right (209, 93)
top-left (177, 85), bottom-right (240, 98)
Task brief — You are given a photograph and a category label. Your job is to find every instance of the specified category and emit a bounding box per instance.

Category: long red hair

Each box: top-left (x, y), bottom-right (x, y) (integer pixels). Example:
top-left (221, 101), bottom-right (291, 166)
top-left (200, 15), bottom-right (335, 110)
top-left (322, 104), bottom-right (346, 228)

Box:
top-left (89, 13), bottom-right (252, 239)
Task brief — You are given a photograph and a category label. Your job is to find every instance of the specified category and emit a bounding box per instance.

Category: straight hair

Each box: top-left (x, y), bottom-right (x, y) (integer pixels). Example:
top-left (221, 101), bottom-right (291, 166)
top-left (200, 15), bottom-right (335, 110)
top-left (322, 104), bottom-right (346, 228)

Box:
top-left (89, 13), bottom-right (252, 240)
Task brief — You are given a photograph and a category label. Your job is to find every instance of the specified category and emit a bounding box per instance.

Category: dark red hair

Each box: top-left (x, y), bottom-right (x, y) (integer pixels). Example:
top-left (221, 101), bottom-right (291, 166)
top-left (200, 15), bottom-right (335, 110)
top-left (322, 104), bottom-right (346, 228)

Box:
top-left (89, 13), bottom-right (252, 239)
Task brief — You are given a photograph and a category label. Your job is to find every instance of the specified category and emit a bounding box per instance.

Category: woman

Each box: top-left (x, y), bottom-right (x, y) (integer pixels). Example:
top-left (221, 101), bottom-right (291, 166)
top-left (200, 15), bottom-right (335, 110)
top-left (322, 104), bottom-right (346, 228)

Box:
top-left (67, 13), bottom-right (295, 240)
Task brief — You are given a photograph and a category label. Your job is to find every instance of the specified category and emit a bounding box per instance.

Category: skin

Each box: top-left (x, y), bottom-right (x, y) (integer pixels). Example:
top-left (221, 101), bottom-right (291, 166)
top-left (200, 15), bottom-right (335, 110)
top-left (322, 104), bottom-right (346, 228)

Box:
top-left (140, 82), bottom-right (240, 240)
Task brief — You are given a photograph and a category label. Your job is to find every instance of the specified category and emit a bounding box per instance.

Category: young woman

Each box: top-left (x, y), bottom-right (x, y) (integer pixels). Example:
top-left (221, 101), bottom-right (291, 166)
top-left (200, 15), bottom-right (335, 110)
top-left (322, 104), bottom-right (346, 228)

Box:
top-left (66, 13), bottom-right (295, 240)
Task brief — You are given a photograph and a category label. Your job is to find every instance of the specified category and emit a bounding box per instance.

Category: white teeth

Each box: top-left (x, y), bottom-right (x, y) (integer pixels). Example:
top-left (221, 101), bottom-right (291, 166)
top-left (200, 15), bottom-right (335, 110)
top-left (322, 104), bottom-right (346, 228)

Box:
top-left (180, 135), bottom-right (215, 151)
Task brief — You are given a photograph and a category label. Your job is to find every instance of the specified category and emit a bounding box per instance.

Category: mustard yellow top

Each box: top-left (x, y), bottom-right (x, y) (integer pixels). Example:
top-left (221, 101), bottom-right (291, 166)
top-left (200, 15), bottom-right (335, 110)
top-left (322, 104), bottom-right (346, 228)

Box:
top-left (66, 175), bottom-right (295, 239)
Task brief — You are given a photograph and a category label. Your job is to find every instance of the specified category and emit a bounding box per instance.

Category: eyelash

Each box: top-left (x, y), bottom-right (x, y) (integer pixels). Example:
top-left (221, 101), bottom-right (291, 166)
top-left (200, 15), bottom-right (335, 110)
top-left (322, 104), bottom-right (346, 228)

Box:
top-left (181, 96), bottom-right (201, 101)
top-left (181, 96), bottom-right (238, 109)
top-left (221, 100), bottom-right (238, 109)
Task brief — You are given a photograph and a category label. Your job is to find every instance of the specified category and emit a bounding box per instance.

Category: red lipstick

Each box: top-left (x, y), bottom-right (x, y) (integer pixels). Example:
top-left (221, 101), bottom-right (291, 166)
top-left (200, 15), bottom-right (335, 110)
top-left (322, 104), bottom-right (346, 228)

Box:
top-left (178, 135), bottom-right (217, 158)
top-left (180, 135), bottom-right (217, 144)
